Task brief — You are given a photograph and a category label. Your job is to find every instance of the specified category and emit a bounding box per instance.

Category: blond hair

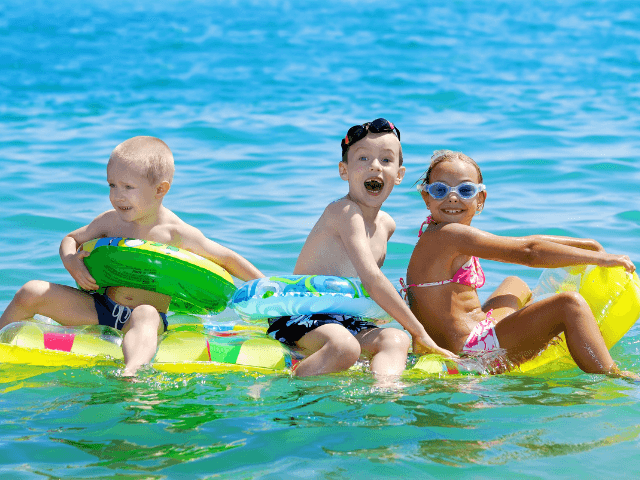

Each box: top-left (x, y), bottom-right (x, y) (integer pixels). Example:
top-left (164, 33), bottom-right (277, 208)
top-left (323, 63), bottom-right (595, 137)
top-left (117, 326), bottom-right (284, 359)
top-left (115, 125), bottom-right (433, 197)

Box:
top-left (418, 149), bottom-right (483, 186)
top-left (109, 136), bottom-right (175, 185)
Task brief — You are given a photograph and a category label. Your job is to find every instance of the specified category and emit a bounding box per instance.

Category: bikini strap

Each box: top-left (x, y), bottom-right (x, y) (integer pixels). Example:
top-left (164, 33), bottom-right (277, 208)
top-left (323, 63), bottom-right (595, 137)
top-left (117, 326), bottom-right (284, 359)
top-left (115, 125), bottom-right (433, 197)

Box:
top-left (399, 277), bottom-right (415, 302)
top-left (418, 215), bottom-right (435, 237)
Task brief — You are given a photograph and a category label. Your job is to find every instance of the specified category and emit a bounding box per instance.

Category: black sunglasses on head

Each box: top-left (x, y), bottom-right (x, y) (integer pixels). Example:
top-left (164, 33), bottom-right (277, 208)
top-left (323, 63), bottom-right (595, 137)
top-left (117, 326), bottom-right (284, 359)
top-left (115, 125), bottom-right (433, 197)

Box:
top-left (341, 118), bottom-right (401, 157)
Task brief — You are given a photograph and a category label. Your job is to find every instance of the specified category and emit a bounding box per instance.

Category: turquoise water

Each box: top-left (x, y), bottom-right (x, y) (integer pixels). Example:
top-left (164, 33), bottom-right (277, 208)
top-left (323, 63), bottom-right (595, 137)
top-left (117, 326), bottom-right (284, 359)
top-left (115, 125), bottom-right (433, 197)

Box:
top-left (2, 0), bottom-right (640, 477)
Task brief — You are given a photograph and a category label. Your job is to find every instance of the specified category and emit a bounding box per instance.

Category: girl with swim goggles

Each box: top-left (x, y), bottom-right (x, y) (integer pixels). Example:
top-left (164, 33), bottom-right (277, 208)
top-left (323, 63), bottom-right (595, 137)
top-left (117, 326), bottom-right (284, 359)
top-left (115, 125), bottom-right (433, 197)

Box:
top-left (417, 181), bottom-right (486, 201)
top-left (404, 149), bottom-right (637, 378)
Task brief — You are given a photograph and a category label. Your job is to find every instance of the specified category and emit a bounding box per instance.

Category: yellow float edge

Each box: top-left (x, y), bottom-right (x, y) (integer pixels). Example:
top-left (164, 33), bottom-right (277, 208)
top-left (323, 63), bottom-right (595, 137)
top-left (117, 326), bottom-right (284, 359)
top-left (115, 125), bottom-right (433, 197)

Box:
top-left (153, 361), bottom-right (290, 375)
top-left (0, 343), bottom-right (119, 368)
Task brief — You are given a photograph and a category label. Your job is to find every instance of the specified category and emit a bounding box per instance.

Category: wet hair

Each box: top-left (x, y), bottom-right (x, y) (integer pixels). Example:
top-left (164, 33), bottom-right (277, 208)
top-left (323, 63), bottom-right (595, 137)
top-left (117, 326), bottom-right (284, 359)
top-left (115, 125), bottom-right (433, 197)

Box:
top-left (108, 136), bottom-right (175, 185)
top-left (418, 149), bottom-right (482, 186)
top-left (341, 136), bottom-right (404, 166)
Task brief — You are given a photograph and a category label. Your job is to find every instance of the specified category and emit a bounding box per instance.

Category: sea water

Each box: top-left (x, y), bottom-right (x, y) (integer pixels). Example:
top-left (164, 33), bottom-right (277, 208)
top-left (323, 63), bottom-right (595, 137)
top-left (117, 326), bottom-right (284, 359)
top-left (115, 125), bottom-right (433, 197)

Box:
top-left (1, 1), bottom-right (640, 478)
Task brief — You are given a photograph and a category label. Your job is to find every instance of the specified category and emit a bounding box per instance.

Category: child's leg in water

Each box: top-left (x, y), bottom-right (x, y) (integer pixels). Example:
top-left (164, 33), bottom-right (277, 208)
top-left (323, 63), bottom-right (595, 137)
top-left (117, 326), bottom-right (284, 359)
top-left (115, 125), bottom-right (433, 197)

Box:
top-left (494, 291), bottom-right (619, 374)
top-left (356, 327), bottom-right (411, 377)
top-left (121, 305), bottom-right (164, 376)
top-left (482, 276), bottom-right (532, 322)
top-left (294, 324), bottom-right (362, 377)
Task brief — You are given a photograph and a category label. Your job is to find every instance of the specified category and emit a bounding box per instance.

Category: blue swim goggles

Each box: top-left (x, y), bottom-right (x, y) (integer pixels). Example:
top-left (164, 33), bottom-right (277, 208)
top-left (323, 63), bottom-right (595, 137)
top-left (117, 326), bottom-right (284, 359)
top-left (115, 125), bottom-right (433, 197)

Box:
top-left (417, 181), bottom-right (486, 200)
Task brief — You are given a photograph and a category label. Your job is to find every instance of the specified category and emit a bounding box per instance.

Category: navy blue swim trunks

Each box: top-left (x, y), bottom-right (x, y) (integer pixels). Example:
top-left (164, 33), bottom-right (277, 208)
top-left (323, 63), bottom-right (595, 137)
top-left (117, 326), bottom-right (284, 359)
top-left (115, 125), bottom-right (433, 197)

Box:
top-left (91, 292), bottom-right (168, 332)
top-left (266, 313), bottom-right (378, 347)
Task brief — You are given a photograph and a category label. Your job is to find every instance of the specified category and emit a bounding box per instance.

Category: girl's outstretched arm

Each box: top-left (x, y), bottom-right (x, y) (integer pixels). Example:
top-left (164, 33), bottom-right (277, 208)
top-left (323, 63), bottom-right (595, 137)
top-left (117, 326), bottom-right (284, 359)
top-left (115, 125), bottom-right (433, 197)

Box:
top-left (525, 235), bottom-right (604, 252)
top-left (443, 223), bottom-right (635, 273)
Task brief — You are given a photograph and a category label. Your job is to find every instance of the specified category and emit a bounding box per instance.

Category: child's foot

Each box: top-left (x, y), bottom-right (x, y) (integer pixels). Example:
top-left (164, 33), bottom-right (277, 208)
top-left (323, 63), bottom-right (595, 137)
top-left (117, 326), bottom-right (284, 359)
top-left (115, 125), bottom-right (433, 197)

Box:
top-left (615, 370), bottom-right (640, 382)
top-left (121, 366), bottom-right (138, 378)
top-left (607, 365), bottom-right (640, 381)
top-left (373, 375), bottom-right (407, 390)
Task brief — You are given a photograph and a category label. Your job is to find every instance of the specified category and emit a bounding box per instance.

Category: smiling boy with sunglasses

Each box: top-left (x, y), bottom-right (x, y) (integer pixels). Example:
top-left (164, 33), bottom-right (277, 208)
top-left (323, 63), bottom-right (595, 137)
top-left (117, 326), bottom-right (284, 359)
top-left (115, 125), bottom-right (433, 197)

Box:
top-left (266, 118), bottom-right (456, 380)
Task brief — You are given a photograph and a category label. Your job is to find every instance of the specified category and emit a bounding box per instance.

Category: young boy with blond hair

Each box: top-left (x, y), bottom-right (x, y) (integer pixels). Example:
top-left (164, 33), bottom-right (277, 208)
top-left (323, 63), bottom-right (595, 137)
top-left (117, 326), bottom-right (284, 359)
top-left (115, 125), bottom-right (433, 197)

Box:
top-left (267, 118), bottom-right (455, 379)
top-left (0, 136), bottom-right (264, 376)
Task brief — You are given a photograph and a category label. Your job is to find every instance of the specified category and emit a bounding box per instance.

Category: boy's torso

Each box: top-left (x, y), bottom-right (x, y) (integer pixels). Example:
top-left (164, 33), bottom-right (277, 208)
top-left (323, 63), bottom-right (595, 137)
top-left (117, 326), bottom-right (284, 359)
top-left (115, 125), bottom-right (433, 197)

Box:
top-left (102, 207), bottom-right (180, 245)
top-left (294, 199), bottom-right (390, 277)
top-left (97, 207), bottom-right (187, 312)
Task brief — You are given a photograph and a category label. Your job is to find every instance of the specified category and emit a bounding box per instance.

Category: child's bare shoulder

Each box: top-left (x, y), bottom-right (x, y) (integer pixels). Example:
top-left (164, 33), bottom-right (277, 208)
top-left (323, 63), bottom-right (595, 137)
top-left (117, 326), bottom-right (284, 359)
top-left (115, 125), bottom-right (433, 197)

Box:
top-left (157, 209), bottom-right (203, 245)
top-left (94, 209), bottom-right (119, 224)
top-left (435, 221), bottom-right (487, 243)
top-left (87, 210), bottom-right (123, 234)
top-left (378, 210), bottom-right (396, 237)
top-left (326, 196), bottom-right (353, 212)
top-left (324, 196), bottom-right (365, 222)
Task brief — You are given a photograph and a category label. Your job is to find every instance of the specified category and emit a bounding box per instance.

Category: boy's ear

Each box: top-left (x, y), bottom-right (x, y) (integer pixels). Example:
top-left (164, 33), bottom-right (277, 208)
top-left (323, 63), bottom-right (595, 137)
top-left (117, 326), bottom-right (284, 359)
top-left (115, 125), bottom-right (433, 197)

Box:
top-left (339, 161), bottom-right (348, 181)
top-left (155, 181), bottom-right (171, 199)
top-left (394, 166), bottom-right (406, 185)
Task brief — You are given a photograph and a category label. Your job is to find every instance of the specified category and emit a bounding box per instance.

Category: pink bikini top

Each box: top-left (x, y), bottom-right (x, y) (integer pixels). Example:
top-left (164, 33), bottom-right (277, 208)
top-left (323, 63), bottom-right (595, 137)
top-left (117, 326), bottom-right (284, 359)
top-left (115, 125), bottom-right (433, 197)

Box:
top-left (400, 216), bottom-right (485, 295)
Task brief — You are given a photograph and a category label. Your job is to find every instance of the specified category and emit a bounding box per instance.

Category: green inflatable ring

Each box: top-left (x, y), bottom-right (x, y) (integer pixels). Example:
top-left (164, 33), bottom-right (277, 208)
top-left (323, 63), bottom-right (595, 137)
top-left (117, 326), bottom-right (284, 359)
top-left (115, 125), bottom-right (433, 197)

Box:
top-left (80, 237), bottom-right (236, 315)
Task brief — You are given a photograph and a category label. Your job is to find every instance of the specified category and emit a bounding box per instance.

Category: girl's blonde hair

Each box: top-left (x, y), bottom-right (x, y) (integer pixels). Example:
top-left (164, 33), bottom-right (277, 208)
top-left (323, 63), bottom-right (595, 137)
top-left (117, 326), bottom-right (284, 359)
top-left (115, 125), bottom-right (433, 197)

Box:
top-left (418, 149), bottom-right (483, 186)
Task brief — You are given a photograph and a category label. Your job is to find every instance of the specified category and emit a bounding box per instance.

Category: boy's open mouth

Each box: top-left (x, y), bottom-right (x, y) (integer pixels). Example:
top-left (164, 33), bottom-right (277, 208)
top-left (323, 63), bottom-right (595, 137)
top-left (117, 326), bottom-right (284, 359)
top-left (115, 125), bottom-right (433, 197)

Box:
top-left (364, 179), bottom-right (384, 193)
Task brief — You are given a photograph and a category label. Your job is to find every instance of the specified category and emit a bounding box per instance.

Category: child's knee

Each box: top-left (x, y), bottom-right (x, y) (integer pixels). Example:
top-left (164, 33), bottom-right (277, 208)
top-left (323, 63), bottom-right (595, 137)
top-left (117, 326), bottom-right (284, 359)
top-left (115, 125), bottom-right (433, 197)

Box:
top-left (556, 291), bottom-right (590, 314)
top-left (128, 305), bottom-right (161, 329)
top-left (377, 328), bottom-right (411, 353)
top-left (504, 276), bottom-right (532, 304)
top-left (14, 280), bottom-right (49, 308)
top-left (505, 275), bottom-right (530, 291)
top-left (326, 333), bottom-right (361, 366)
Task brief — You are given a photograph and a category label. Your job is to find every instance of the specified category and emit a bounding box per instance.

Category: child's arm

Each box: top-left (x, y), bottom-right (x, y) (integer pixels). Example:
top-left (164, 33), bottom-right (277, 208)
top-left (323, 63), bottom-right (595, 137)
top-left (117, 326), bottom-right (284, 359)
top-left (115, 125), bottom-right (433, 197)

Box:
top-left (447, 224), bottom-right (635, 273)
top-left (60, 212), bottom-right (113, 291)
top-left (524, 235), bottom-right (604, 252)
top-left (177, 226), bottom-right (264, 282)
top-left (334, 204), bottom-right (456, 358)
